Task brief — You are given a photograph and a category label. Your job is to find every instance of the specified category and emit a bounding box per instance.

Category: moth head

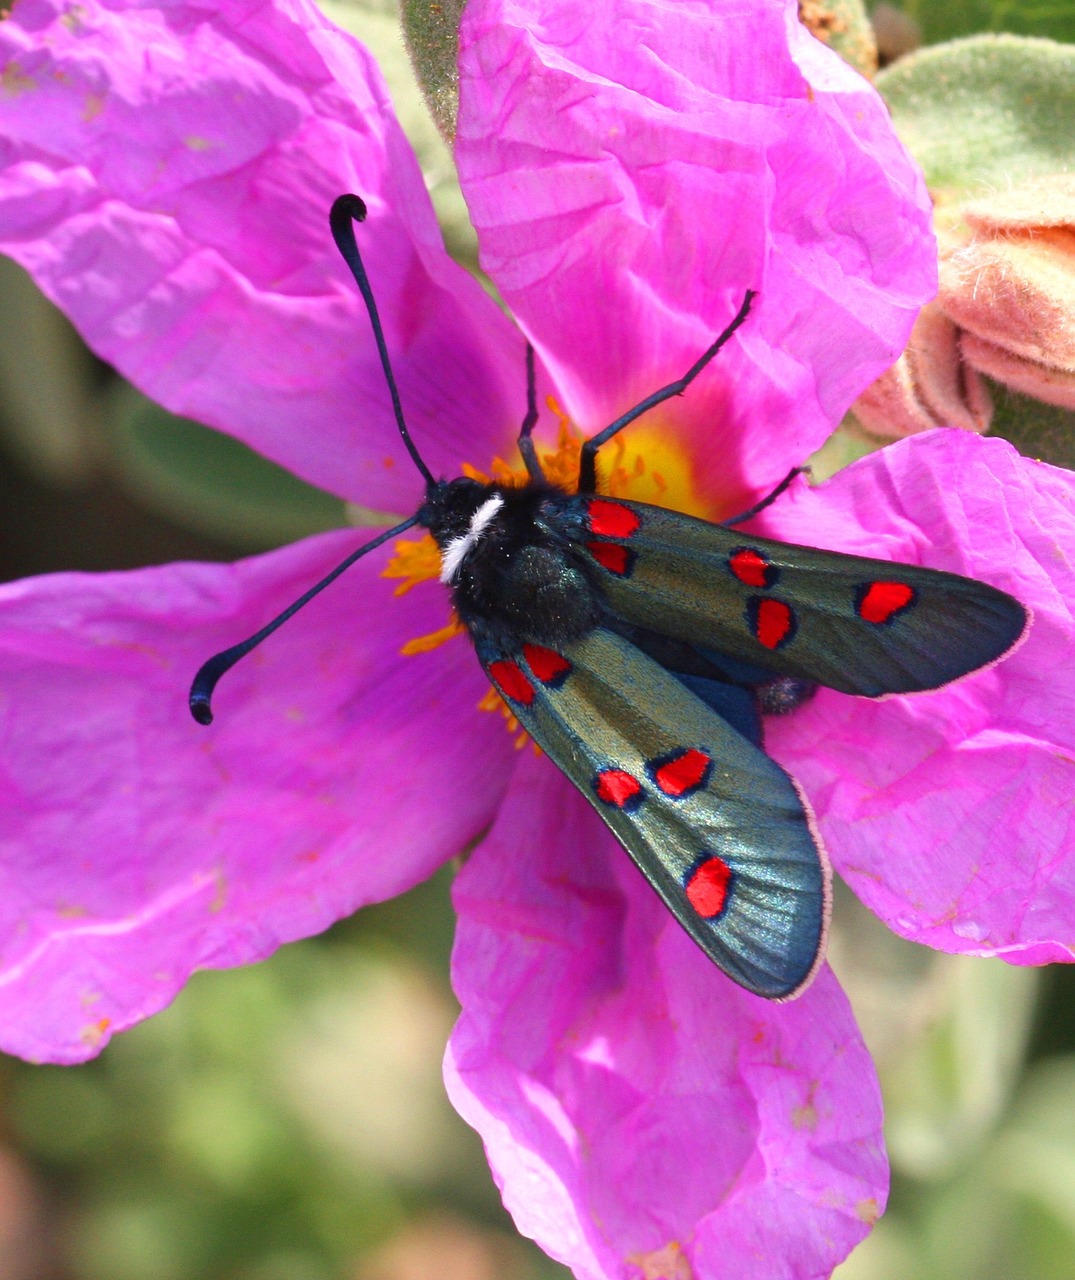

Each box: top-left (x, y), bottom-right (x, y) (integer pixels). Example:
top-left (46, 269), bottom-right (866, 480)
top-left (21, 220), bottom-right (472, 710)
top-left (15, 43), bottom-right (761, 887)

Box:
top-left (419, 477), bottom-right (495, 548)
top-left (418, 480), bottom-right (510, 587)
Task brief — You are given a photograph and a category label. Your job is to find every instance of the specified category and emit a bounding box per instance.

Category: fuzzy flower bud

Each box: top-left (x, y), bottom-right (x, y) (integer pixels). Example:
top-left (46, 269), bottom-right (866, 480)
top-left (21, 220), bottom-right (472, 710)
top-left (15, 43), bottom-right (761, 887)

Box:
top-left (940, 175), bottom-right (1075, 410)
top-left (852, 299), bottom-right (992, 437)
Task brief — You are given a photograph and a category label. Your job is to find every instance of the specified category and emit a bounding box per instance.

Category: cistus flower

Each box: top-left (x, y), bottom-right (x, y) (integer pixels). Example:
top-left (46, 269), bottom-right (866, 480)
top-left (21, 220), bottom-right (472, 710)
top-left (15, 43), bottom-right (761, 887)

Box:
top-left (1, 0), bottom-right (1073, 1276)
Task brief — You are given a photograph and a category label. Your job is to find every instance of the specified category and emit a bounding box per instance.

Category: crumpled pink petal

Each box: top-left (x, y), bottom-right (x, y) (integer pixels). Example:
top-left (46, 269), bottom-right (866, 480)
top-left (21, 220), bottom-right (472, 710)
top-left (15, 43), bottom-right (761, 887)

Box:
top-left (447, 751), bottom-right (886, 1280)
top-left (0, 534), bottom-right (514, 1062)
top-left (758, 431), bottom-right (1075, 963)
top-left (456, 0), bottom-right (935, 508)
top-left (0, 0), bottom-right (523, 513)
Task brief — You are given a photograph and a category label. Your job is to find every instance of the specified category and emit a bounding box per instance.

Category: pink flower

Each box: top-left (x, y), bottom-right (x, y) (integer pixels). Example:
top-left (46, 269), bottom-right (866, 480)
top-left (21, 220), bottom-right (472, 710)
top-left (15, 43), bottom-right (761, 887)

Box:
top-left (0, 0), bottom-right (1067, 1276)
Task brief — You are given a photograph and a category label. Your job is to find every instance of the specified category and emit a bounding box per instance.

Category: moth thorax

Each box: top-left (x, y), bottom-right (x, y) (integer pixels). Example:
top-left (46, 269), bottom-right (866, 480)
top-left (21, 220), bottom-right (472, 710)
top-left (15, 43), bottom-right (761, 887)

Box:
top-left (439, 493), bottom-right (505, 585)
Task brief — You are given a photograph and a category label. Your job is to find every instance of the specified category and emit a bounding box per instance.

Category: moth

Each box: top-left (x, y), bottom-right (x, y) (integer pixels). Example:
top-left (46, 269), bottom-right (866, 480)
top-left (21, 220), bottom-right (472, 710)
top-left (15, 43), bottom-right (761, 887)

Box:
top-left (191, 194), bottom-right (1028, 1000)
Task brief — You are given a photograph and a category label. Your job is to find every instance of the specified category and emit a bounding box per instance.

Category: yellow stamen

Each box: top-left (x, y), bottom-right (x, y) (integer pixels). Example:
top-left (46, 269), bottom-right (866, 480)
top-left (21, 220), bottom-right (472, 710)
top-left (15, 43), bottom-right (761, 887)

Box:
top-left (382, 532), bottom-right (442, 596)
top-left (400, 618), bottom-right (465, 656)
top-left (477, 685), bottom-right (536, 751)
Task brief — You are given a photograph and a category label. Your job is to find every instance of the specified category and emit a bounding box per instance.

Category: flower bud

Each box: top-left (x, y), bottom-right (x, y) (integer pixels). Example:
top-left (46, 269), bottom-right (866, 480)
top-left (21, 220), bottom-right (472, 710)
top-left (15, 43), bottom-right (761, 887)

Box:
top-left (852, 300), bottom-right (992, 437)
top-left (939, 175), bottom-right (1075, 410)
top-left (401, 0), bottom-right (465, 142)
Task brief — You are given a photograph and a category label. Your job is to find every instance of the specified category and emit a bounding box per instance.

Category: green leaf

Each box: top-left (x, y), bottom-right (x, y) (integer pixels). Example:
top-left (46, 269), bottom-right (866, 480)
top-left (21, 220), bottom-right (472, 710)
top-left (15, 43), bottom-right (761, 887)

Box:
top-left (807, 416), bottom-right (888, 481)
top-left (901, 0), bottom-right (1075, 48)
top-left (322, 0), bottom-right (478, 270)
top-left (0, 255), bottom-right (100, 486)
top-left (879, 955), bottom-right (1039, 1180)
top-left (106, 388), bottom-right (347, 551)
top-left (987, 382), bottom-right (1075, 472)
top-left (877, 35), bottom-right (1075, 208)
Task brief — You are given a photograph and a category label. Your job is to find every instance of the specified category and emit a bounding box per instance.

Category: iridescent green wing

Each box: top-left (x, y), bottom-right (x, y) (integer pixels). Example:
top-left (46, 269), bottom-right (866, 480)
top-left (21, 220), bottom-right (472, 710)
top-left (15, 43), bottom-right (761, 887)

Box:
top-left (478, 628), bottom-right (830, 1000)
top-left (576, 496), bottom-right (1027, 697)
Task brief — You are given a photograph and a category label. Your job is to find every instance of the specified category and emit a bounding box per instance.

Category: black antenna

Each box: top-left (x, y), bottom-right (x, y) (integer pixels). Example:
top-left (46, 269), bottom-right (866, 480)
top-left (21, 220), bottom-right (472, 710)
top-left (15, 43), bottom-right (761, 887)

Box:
top-left (577, 289), bottom-right (755, 493)
top-left (190, 516), bottom-right (420, 724)
top-left (190, 194), bottom-right (439, 726)
top-left (330, 194), bottom-right (435, 488)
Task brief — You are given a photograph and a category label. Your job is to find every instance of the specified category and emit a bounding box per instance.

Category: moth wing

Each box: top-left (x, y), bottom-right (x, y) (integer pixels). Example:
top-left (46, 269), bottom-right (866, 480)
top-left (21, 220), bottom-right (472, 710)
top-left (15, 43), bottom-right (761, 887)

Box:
top-left (577, 495), bottom-right (1027, 697)
top-left (480, 628), bottom-right (830, 1000)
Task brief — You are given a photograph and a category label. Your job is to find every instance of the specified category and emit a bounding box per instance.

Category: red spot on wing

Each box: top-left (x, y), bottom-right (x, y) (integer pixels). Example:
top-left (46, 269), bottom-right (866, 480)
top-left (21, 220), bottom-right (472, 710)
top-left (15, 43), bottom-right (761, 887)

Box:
top-left (858, 580), bottom-right (916, 624)
top-left (753, 598), bottom-right (795, 649)
top-left (522, 644), bottom-right (572, 685)
top-left (488, 659), bottom-right (534, 706)
top-left (652, 749), bottom-right (712, 797)
top-left (686, 856), bottom-right (732, 918)
top-left (729, 547), bottom-right (773, 589)
top-left (587, 541), bottom-right (635, 576)
top-left (588, 499), bottom-right (641, 539)
top-left (594, 769), bottom-right (643, 809)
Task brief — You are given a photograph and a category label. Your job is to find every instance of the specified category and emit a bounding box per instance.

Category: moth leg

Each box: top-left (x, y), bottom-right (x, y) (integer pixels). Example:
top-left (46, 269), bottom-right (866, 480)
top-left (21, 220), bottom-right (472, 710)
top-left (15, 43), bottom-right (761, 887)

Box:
top-left (721, 465), bottom-right (808, 527)
top-left (577, 289), bottom-right (756, 494)
top-left (517, 342), bottom-right (546, 482)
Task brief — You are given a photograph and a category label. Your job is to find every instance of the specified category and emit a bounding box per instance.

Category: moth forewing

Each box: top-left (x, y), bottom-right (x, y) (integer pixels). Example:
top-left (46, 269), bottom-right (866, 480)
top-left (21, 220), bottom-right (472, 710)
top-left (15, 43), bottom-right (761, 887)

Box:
top-left (580, 497), bottom-right (1028, 697)
top-left (480, 629), bottom-right (830, 999)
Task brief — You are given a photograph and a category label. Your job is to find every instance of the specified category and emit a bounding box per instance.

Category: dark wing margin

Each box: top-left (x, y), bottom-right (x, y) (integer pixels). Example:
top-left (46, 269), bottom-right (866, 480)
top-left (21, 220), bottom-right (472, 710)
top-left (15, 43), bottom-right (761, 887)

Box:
top-left (575, 495), bottom-right (1028, 697)
top-left (478, 628), bottom-right (830, 1000)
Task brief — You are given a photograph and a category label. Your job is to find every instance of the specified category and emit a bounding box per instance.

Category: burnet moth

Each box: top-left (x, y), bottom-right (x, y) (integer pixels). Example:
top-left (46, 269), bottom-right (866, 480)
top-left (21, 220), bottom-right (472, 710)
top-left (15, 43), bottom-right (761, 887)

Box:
top-left (190, 194), bottom-right (1028, 1000)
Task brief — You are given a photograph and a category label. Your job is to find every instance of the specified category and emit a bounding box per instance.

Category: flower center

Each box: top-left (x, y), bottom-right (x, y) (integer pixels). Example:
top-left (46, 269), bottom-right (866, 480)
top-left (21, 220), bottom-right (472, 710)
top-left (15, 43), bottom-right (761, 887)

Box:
top-left (382, 403), bottom-right (710, 733)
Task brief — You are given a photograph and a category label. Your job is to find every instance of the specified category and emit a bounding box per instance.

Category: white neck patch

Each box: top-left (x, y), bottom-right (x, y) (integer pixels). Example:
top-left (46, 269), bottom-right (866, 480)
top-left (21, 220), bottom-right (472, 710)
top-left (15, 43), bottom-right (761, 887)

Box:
top-left (439, 493), bottom-right (505, 585)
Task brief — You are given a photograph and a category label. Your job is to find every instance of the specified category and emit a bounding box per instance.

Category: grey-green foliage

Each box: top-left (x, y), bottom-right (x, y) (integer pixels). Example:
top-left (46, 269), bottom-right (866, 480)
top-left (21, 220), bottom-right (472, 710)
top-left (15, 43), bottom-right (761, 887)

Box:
top-left (986, 384), bottom-right (1075, 470)
top-left (900, 0), bottom-right (1075, 47)
top-left (877, 34), bottom-right (1075, 203)
top-left (3, 869), bottom-right (570, 1279)
top-left (805, 0), bottom-right (878, 75)
top-left (836, 1052), bottom-right (1075, 1280)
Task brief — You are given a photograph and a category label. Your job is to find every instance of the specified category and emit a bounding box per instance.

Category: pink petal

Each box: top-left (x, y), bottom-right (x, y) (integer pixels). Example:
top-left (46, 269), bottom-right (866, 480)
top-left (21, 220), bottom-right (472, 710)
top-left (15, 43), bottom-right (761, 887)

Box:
top-left (447, 752), bottom-right (886, 1279)
top-left (759, 432), bottom-right (1075, 962)
top-left (0, 536), bottom-right (514, 1062)
top-left (0, 0), bottom-right (523, 512)
top-left (456, 0), bottom-right (935, 510)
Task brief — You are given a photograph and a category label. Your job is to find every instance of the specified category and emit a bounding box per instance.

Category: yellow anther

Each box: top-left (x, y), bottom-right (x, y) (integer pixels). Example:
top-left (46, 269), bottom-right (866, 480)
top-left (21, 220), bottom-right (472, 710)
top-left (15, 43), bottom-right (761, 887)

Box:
top-left (400, 618), bottom-right (465, 656)
top-left (382, 532), bottom-right (441, 596)
top-left (477, 685), bottom-right (533, 750)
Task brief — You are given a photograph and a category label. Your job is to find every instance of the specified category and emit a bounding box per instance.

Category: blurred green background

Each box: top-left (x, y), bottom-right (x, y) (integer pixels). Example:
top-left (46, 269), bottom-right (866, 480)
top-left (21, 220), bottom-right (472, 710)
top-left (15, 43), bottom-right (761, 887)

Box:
top-left (2, 2), bottom-right (1075, 1277)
